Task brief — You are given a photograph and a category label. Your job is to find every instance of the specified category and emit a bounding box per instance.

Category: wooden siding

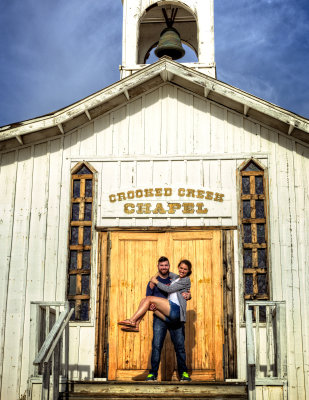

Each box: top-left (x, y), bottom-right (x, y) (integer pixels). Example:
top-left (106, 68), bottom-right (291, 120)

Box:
top-left (0, 84), bottom-right (308, 399)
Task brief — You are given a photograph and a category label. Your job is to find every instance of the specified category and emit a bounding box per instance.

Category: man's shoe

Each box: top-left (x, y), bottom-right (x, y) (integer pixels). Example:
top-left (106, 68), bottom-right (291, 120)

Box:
top-left (145, 373), bottom-right (157, 381)
top-left (180, 372), bottom-right (191, 382)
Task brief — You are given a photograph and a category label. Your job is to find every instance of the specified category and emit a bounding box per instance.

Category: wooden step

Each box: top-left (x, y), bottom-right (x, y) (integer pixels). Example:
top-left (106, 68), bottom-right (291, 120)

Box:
top-left (61, 381), bottom-right (247, 399)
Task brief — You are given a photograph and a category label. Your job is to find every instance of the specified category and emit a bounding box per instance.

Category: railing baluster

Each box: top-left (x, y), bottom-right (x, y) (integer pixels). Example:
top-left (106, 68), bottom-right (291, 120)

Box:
top-left (246, 307), bottom-right (256, 400)
top-left (59, 335), bottom-right (63, 377)
top-left (52, 343), bottom-right (60, 400)
top-left (29, 301), bottom-right (73, 400)
top-left (266, 306), bottom-right (271, 377)
top-left (280, 303), bottom-right (287, 379)
top-left (255, 306), bottom-right (260, 378)
top-left (65, 317), bottom-right (69, 382)
top-left (29, 304), bottom-right (40, 377)
top-left (46, 306), bottom-right (50, 340)
top-left (246, 301), bottom-right (287, 388)
top-left (42, 362), bottom-right (50, 400)
top-left (276, 303), bottom-right (281, 378)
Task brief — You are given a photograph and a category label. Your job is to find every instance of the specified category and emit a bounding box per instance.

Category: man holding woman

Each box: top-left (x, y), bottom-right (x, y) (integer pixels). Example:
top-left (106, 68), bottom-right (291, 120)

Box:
top-left (119, 256), bottom-right (192, 382)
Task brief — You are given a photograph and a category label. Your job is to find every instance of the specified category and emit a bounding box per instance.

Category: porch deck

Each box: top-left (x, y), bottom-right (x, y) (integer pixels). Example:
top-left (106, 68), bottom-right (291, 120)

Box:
top-left (61, 381), bottom-right (248, 399)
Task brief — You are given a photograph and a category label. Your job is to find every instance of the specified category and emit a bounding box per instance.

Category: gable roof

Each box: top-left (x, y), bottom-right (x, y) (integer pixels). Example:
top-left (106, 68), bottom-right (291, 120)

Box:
top-left (1, 57), bottom-right (309, 152)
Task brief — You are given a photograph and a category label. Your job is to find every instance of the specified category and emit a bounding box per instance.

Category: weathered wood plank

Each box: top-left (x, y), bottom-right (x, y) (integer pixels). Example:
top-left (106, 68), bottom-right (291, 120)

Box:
top-left (19, 142), bottom-right (50, 398)
top-left (210, 104), bottom-right (225, 153)
top-left (96, 232), bottom-right (109, 377)
top-left (226, 111), bottom-right (243, 154)
top-left (43, 139), bottom-right (63, 301)
top-left (223, 230), bottom-right (237, 378)
top-left (71, 381), bottom-right (248, 397)
top-left (79, 122), bottom-right (95, 156)
top-left (69, 326), bottom-right (80, 380)
top-left (78, 326), bottom-right (95, 380)
top-left (144, 88), bottom-right (161, 155)
top-left (163, 85), bottom-right (177, 155)
top-left (276, 136), bottom-right (304, 398)
top-left (294, 144), bottom-right (309, 395)
top-left (0, 151), bottom-right (17, 397)
top-left (1, 147), bottom-right (34, 400)
top-left (193, 97), bottom-right (210, 154)
top-left (95, 114), bottom-right (112, 155)
top-left (178, 89), bottom-right (194, 154)
top-left (113, 106), bottom-right (129, 156)
top-left (128, 98), bottom-right (144, 155)
top-left (56, 135), bottom-right (72, 301)
top-left (283, 139), bottom-right (305, 397)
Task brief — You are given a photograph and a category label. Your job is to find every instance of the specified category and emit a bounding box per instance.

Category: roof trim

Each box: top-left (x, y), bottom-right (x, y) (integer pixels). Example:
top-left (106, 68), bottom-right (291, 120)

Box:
top-left (1, 58), bottom-right (309, 147)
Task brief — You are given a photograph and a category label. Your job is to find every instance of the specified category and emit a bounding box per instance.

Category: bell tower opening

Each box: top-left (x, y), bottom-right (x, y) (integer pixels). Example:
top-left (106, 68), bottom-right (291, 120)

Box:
top-left (120, 0), bottom-right (216, 79)
top-left (138, 4), bottom-right (197, 64)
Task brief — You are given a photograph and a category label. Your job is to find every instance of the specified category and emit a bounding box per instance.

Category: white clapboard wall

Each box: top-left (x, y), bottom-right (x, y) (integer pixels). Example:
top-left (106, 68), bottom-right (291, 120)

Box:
top-left (0, 84), bottom-right (308, 399)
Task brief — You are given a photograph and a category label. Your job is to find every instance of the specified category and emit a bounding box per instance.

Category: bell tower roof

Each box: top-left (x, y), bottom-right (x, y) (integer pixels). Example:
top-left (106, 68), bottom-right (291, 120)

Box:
top-left (120, 0), bottom-right (216, 79)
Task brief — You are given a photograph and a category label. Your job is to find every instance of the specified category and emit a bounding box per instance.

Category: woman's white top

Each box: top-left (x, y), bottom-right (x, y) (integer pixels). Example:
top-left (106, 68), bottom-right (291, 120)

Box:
top-left (168, 278), bottom-right (180, 306)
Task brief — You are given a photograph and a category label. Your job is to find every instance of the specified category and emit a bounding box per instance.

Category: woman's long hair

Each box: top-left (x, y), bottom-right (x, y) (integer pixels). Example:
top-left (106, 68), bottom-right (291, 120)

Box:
top-left (178, 259), bottom-right (192, 276)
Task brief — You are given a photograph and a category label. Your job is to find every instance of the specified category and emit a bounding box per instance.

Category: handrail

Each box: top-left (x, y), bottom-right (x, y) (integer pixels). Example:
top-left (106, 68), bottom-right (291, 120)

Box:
top-left (34, 303), bottom-right (73, 365)
top-left (245, 301), bottom-right (287, 400)
top-left (28, 301), bottom-right (74, 400)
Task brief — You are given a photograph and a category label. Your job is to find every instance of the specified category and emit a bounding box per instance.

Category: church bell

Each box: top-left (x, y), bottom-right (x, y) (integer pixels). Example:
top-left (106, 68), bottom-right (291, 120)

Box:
top-left (155, 8), bottom-right (185, 61)
top-left (155, 27), bottom-right (185, 60)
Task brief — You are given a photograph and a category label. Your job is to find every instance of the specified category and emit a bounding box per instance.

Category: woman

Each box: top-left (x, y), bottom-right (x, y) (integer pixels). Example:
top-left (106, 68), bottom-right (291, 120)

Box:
top-left (118, 259), bottom-right (192, 332)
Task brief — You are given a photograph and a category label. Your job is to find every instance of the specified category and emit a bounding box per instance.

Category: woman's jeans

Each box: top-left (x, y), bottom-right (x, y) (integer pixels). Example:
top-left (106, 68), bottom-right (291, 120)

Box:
top-left (150, 315), bottom-right (188, 378)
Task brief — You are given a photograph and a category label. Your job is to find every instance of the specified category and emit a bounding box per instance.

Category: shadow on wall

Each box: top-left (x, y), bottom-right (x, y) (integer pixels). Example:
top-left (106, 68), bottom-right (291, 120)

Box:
top-left (68, 365), bottom-right (92, 381)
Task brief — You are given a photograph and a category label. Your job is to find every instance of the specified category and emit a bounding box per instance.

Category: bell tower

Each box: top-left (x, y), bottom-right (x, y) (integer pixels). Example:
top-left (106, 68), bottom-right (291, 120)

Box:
top-left (120, 0), bottom-right (216, 79)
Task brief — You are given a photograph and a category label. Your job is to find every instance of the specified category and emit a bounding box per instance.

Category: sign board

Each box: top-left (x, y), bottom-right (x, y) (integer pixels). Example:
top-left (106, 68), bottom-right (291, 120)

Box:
top-left (99, 186), bottom-right (232, 218)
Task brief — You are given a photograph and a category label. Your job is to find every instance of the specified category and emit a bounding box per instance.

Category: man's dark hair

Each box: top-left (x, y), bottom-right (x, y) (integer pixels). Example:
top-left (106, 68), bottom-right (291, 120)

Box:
top-left (158, 256), bottom-right (169, 264)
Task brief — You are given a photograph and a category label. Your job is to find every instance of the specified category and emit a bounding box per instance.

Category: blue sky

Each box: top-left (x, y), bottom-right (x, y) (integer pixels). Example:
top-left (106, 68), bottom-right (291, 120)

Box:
top-left (0, 0), bottom-right (308, 126)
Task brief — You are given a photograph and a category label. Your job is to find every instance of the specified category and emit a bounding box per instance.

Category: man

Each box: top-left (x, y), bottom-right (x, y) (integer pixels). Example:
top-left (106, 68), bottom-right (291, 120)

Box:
top-left (144, 256), bottom-right (191, 382)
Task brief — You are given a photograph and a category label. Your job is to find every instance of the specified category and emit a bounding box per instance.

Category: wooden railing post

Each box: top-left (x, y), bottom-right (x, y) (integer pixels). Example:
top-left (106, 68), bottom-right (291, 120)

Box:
top-left (246, 301), bottom-right (287, 396)
top-left (52, 342), bottom-right (60, 400)
top-left (278, 302), bottom-right (287, 379)
top-left (29, 303), bottom-right (40, 378)
top-left (246, 307), bottom-right (256, 400)
top-left (42, 362), bottom-right (50, 400)
top-left (64, 318), bottom-right (70, 382)
top-left (29, 301), bottom-right (73, 400)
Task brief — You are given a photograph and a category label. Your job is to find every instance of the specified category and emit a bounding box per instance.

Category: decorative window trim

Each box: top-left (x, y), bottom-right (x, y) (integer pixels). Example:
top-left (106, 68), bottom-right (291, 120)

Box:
top-left (67, 161), bottom-right (97, 322)
top-left (237, 158), bottom-right (271, 322)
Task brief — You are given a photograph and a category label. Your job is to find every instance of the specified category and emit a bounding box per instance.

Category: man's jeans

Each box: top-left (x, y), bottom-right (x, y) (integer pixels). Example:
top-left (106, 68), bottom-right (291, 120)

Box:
top-left (150, 315), bottom-right (188, 377)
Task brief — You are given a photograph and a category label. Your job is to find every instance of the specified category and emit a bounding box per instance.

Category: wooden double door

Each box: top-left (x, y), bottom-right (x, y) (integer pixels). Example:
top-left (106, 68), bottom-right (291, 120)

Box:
top-left (100, 230), bottom-right (224, 381)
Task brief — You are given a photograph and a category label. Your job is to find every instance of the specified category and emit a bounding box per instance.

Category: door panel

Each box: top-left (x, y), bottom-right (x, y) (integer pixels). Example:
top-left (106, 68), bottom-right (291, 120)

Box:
top-left (168, 231), bottom-right (223, 381)
top-left (108, 232), bottom-right (165, 380)
top-left (107, 231), bottom-right (223, 381)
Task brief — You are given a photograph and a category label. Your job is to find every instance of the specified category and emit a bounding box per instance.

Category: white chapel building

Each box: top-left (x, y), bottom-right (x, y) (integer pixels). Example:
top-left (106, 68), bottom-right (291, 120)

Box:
top-left (0, 1), bottom-right (309, 399)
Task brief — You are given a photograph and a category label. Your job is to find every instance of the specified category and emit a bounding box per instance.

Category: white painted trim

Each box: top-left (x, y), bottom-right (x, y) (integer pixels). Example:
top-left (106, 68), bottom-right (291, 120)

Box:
top-left (123, 89), bottom-right (130, 100)
top-left (16, 135), bottom-right (23, 145)
top-left (58, 124), bottom-right (64, 135)
top-left (204, 87), bottom-right (210, 98)
top-left (69, 153), bottom-right (269, 162)
top-left (1, 80), bottom-right (309, 156)
top-left (288, 124), bottom-right (294, 135)
top-left (1, 59), bottom-right (308, 143)
top-left (85, 110), bottom-right (92, 121)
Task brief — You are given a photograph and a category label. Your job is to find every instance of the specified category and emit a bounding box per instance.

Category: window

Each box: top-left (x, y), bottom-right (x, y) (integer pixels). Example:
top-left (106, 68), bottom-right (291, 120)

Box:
top-left (239, 160), bottom-right (269, 301)
top-left (68, 162), bottom-right (95, 321)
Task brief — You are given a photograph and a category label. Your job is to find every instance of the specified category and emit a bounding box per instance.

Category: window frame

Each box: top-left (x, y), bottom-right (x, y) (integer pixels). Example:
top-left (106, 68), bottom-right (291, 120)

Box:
top-left (67, 161), bottom-right (97, 323)
top-left (237, 158), bottom-right (271, 323)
